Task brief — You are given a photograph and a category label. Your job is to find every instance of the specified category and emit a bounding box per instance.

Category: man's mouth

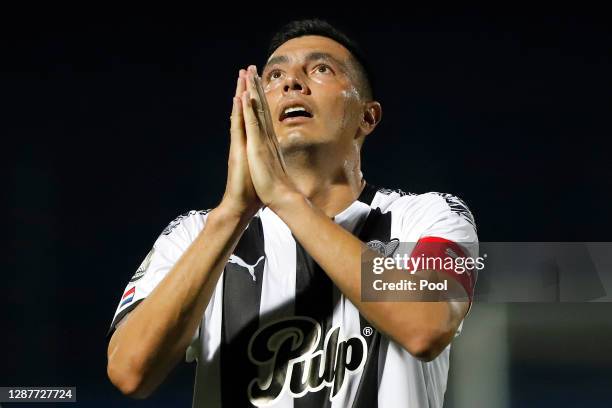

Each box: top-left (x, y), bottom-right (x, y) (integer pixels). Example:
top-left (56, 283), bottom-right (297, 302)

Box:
top-left (279, 105), bottom-right (313, 122)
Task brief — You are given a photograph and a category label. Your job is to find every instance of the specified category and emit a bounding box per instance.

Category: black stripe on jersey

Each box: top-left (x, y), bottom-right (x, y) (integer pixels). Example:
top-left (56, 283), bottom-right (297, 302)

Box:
top-left (357, 183), bottom-right (378, 206)
top-left (351, 326), bottom-right (381, 408)
top-left (220, 215), bottom-right (266, 407)
top-left (105, 298), bottom-right (144, 340)
top-left (351, 205), bottom-right (393, 408)
top-left (294, 239), bottom-right (335, 408)
top-left (290, 182), bottom-right (378, 407)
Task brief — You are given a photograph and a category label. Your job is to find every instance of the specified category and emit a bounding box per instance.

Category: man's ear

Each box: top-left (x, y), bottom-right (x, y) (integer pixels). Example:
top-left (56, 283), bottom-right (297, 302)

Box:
top-left (358, 101), bottom-right (382, 138)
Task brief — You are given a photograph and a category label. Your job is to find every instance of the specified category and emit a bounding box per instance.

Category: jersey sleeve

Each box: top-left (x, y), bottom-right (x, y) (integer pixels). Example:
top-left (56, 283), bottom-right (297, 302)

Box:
top-left (393, 193), bottom-right (479, 315)
top-left (106, 209), bottom-right (210, 360)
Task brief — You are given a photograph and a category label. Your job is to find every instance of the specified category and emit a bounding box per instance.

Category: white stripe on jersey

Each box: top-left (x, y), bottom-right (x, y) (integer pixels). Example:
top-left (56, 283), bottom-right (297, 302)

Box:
top-left (107, 184), bottom-right (478, 408)
top-left (256, 209), bottom-right (297, 408)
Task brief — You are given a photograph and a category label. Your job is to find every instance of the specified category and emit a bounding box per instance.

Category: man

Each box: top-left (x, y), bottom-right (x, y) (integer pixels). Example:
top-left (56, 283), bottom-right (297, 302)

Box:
top-left (106, 19), bottom-right (478, 407)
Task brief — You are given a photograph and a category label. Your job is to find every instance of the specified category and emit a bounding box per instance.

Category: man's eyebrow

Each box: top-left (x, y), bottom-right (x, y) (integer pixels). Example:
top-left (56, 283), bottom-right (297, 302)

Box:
top-left (304, 52), bottom-right (347, 69)
top-left (264, 55), bottom-right (289, 70)
top-left (263, 52), bottom-right (348, 72)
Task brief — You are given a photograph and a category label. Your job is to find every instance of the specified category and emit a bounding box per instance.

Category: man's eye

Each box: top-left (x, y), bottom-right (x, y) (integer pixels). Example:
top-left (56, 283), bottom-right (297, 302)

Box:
top-left (268, 70), bottom-right (282, 80)
top-left (315, 64), bottom-right (332, 74)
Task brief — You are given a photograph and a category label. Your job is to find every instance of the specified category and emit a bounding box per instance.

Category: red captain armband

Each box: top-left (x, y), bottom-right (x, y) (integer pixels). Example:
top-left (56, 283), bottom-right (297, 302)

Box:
top-left (410, 236), bottom-right (475, 302)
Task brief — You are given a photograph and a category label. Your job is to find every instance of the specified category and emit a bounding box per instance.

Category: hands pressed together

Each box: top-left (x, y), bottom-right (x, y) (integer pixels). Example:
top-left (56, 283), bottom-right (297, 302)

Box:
top-left (221, 65), bottom-right (299, 219)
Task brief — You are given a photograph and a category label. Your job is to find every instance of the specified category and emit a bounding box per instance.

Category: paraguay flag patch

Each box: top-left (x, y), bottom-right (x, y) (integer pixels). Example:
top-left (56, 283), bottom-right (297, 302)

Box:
top-left (120, 286), bottom-right (136, 307)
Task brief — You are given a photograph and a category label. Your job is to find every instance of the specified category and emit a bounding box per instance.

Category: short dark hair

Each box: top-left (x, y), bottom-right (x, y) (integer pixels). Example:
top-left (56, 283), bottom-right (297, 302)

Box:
top-left (266, 19), bottom-right (375, 100)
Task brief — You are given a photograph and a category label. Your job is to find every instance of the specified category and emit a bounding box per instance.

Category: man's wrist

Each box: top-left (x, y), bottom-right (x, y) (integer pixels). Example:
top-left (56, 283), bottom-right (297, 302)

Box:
top-left (210, 202), bottom-right (257, 228)
top-left (269, 189), bottom-right (308, 219)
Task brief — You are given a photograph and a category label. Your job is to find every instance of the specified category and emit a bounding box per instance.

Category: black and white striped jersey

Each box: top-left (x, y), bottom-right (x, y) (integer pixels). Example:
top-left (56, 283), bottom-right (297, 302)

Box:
top-left (107, 183), bottom-right (478, 408)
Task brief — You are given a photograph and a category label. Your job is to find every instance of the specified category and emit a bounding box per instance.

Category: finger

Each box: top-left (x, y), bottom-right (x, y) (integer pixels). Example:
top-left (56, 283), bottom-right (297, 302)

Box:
top-left (250, 74), bottom-right (285, 167)
top-left (245, 70), bottom-right (258, 106)
top-left (246, 69), bottom-right (267, 124)
top-left (231, 72), bottom-right (249, 147)
top-left (241, 90), bottom-right (262, 133)
top-left (246, 69), bottom-right (287, 175)
top-left (245, 74), bottom-right (267, 136)
top-left (254, 75), bottom-right (276, 138)
top-left (247, 69), bottom-right (275, 145)
top-left (247, 70), bottom-right (288, 174)
top-left (249, 66), bottom-right (266, 107)
top-left (234, 70), bottom-right (242, 98)
top-left (230, 96), bottom-right (246, 146)
top-left (236, 69), bottom-right (247, 98)
top-left (230, 70), bottom-right (246, 130)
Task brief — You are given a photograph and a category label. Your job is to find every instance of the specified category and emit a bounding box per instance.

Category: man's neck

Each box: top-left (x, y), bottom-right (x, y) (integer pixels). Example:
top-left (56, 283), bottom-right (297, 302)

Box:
top-left (284, 151), bottom-right (365, 218)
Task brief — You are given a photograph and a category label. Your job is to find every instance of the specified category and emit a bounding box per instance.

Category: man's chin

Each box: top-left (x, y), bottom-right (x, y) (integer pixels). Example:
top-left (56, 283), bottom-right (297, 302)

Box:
top-left (278, 131), bottom-right (323, 155)
top-left (278, 129), bottom-right (309, 145)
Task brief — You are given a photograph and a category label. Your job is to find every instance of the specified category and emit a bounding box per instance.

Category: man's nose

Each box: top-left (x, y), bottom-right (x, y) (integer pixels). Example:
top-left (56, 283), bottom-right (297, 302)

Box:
top-left (282, 74), bottom-right (310, 95)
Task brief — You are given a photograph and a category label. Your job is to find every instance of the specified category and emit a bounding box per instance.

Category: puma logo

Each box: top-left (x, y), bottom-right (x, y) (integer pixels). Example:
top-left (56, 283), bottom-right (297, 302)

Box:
top-left (228, 255), bottom-right (265, 281)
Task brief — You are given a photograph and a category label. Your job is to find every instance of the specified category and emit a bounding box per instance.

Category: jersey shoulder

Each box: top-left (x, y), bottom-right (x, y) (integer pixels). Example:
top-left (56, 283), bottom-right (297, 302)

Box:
top-left (370, 186), bottom-right (416, 210)
top-left (373, 187), bottom-right (477, 230)
top-left (160, 209), bottom-right (212, 241)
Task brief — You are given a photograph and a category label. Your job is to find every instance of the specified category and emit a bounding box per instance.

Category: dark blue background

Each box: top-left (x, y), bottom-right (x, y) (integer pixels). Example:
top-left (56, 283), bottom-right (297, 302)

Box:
top-left (3, 6), bottom-right (611, 407)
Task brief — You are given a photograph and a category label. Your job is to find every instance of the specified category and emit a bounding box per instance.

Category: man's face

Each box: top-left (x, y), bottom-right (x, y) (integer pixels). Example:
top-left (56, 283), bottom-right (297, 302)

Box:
top-left (262, 35), bottom-right (365, 154)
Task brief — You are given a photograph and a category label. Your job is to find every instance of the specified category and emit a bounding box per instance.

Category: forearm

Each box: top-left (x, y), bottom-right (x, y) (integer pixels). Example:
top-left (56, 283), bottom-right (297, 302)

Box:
top-left (272, 193), bottom-right (465, 360)
top-left (107, 205), bottom-right (252, 397)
